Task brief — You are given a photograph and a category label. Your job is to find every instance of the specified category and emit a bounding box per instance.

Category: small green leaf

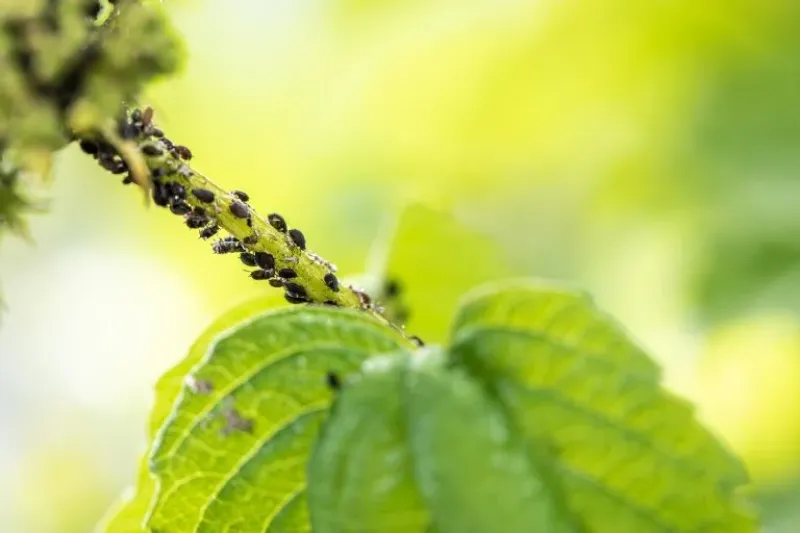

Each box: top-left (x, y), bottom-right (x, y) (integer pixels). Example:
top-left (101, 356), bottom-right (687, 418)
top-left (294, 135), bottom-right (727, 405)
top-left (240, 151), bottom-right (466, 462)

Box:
top-left (143, 306), bottom-right (407, 532)
top-left (308, 350), bottom-right (577, 533)
top-left (381, 204), bottom-right (515, 343)
top-left (450, 280), bottom-right (758, 532)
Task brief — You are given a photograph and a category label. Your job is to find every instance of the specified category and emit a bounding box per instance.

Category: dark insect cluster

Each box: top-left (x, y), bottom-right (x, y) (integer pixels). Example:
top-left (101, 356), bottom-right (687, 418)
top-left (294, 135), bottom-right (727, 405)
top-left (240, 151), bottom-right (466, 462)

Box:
top-left (79, 106), bottom-right (393, 317)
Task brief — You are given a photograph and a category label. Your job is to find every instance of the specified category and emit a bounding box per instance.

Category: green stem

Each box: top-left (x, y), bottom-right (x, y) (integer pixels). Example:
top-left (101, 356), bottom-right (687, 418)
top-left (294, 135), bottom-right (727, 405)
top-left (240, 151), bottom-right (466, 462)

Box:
top-left (82, 108), bottom-right (409, 336)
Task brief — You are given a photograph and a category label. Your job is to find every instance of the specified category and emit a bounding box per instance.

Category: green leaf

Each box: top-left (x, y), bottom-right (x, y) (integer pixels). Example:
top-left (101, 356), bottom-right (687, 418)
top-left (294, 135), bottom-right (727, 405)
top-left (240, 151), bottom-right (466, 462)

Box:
top-left (100, 295), bottom-right (285, 532)
top-left (141, 305), bottom-right (407, 532)
top-left (381, 204), bottom-right (514, 343)
top-left (449, 280), bottom-right (758, 532)
top-left (308, 350), bottom-right (577, 533)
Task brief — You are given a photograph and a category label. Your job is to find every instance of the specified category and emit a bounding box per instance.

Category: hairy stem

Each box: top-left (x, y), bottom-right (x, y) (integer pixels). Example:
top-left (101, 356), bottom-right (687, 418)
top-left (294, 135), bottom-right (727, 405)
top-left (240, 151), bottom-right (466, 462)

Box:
top-left (79, 108), bottom-right (410, 334)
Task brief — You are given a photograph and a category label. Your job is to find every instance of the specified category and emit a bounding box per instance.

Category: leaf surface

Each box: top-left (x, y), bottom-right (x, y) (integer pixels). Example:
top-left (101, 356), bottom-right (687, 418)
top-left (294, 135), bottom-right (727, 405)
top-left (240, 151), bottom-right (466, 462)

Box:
top-left (308, 350), bottom-right (577, 533)
top-left (450, 280), bottom-right (757, 532)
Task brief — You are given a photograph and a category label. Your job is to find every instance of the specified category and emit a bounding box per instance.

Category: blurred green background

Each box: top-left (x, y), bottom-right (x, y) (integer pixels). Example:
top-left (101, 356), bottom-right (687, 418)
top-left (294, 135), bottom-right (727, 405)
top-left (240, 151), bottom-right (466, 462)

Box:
top-left (2, 0), bottom-right (800, 531)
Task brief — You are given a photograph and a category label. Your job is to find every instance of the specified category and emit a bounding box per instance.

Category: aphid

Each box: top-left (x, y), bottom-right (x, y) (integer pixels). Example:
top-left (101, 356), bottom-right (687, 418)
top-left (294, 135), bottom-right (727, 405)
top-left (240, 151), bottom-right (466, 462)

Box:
top-left (284, 293), bottom-right (308, 304)
top-left (246, 217), bottom-right (253, 228)
top-left (161, 138), bottom-right (175, 151)
top-left (212, 237), bottom-right (244, 254)
top-left (324, 273), bottom-right (339, 292)
top-left (170, 202), bottom-right (192, 216)
top-left (323, 300), bottom-right (340, 307)
top-left (169, 183), bottom-right (186, 200)
top-left (142, 106), bottom-right (154, 127)
top-left (78, 140), bottom-right (98, 155)
top-left (250, 270), bottom-right (271, 280)
top-left (200, 224), bottom-right (220, 239)
top-left (231, 190), bottom-right (250, 202)
top-left (185, 213), bottom-right (208, 229)
top-left (267, 213), bottom-right (287, 233)
top-left (409, 336), bottom-right (425, 347)
top-left (174, 145), bottom-right (193, 160)
top-left (141, 144), bottom-right (163, 156)
top-left (120, 122), bottom-right (138, 140)
top-left (385, 279), bottom-right (401, 298)
top-left (288, 229), bottom-right (306, 250)
top-left (326, 371), bottom-right (341, 391)
top-left (152, 183), bottom-right (170, 207)
top-left (192, 188), bottom-right (215, 203)
top-left (109, 162), bottom-right (128, 175)
top-left (284, 282), bottom-right (307, 298)
top-left (122, 175), bottom-right (134, 185)
top-left (151, 127), bottom-right (165, 138)
top-left (131, 108), bottom-right (142, 123)
top-left (229, 200), bottom-right (250, 219)
top-left (221, 407), bottom-right (253, 436)
top-left (254, 252), bottom-right (275, 271)
top-left (239, 252), bottom-right (257, 267)
top-left (278, 268), bottom-right (297, 279)
top-left (151, 167), bottom-right (167, 180)
top-left (192, 206), bottom-right (207, 216)
top-left (242, 234), bottom-right (259, 245)
top-left (268, 278), bottom-right (284, 288)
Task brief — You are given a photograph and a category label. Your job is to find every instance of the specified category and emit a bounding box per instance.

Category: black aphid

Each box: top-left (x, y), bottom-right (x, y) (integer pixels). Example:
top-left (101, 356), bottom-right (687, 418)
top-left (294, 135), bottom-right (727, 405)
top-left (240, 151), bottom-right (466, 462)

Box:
top-left (212, 237), bottom-right (244, 254)
top-left (326, 371), bottom-right (341, 391)
top-left (131, 109), bottom-right (142, 123)
top-left (250, 270), bottom-right (271, 280)
top-left (284, 282), bottom-right (307, 298)
top-left (152, 184), bottom-right (170, 207)
top-left (169, 183), bottom-right (186, 200)
top-left (267, 213), bottom-right (287, 233)
top-left (254, 252), bottom-right (275, 271)
top-left (409, 336), bottom-right (425, 347)
top-left (151, 167), bottom-right (167, 180)
top-left (357, 290), bottom-right (372, 305)
top-left (192, 206), bottom-right (207, 216)
top-left (231, 190), bottom-right (250, 202)
top-left (122, 175), bottom-right (134, 185)
top-left (170, 202), bottom-right (192, 216)
top-left (239, 252), bottom-right (257, 267)
top-left (79, 140), bottom-right (98, 155)
top-left (284, 293), bottom-right (308, 304)
top-left (192, 188), bottom-right (215, 203)
top-left (278, 268), bottom-right (297, 279)
top-left (324, 273), bottom-right (339, 292)
top-left (242, 234), bottom-right (258, 245)
top-left (151, 128), bottom-right (165, 138)
top-left (185, 214), bottom-right (208, 229)
top-left (385, 279), bottom-right (401, 298)
top-left (229, 201), bottom-right (250, 219)
top-left (141, 144), bottom-right (162, 156)
top-left (288, 229), bottom-right (306, 250)
top-left (200, 224), bottom-right (220, 239)
top-left (174, 145), bottom-right (193, 160)
top-left (120, 122), bottom-right (138, 140)
top-left (323, 300), bottom-right (340, 306)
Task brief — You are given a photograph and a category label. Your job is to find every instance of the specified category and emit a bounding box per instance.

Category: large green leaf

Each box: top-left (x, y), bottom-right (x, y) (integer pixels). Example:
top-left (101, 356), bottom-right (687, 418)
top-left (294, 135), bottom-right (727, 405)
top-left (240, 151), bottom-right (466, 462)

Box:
top-left (140, 306), bottom-right (407, 532)
top-left (449, 280), bottom-right (757, 532)
top-left (101, 300), bottom-right (407, 533)
top-left (308, 350), bottom-right (576, 533)
top-left (100, 294), bottom-right (285, 533)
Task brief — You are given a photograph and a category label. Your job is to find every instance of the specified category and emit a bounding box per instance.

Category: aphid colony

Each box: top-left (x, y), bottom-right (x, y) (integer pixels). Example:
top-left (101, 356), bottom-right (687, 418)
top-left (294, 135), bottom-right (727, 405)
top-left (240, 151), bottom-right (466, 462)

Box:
top-left (81, 107), bottom-right (348, 307)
